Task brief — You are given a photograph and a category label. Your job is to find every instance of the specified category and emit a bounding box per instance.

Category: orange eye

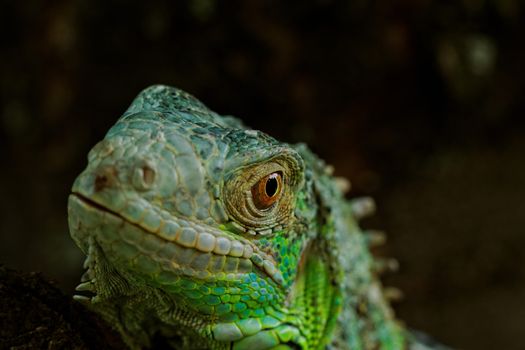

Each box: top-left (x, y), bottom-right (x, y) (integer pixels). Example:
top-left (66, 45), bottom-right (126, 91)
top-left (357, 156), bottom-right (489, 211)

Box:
top-left (251, 172), bottom-right (283, 210)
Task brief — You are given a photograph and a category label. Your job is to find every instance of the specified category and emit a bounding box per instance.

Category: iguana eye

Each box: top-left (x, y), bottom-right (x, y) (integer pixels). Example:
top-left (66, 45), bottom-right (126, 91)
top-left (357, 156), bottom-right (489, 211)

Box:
top-left (223, 155), bottom-right (302, 230)
top-left (251, 172), bottom-right (283, 210)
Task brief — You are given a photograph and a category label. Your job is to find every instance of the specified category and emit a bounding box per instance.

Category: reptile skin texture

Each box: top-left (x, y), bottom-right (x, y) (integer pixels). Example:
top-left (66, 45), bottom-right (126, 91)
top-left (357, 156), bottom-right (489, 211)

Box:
top-left (68, 85), bottom-right (448, 350)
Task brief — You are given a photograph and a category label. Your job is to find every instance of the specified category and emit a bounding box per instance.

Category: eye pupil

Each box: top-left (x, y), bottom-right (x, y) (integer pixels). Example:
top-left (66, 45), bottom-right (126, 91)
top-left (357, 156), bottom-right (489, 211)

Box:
top-left (265, 177), bottom-right (278, 197)
top-left (251, 172), bottom-right (283, 210)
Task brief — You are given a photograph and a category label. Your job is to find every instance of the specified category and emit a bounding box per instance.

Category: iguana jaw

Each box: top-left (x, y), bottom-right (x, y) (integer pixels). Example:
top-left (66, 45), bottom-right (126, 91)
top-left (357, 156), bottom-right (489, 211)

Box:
top-left (68, 192), bottom-right (284, 285)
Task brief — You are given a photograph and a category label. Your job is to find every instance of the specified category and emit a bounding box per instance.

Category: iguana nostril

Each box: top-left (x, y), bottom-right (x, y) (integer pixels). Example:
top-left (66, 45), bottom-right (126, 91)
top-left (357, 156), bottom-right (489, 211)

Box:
top-left (132, 164), bottom-right (156, 190)
top-left (93, 166), bottom-right (118, 192)
top-left (94, 175), bottom-right (108, 192)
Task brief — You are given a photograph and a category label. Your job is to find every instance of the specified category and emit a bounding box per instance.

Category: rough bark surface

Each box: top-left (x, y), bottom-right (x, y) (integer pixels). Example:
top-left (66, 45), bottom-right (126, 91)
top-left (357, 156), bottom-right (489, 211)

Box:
top-left (0, 265), bottom-right (125, 350)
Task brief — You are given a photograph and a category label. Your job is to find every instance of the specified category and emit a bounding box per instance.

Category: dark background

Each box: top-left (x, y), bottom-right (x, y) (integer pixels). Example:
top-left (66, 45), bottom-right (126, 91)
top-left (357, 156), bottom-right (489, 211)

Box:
top-left (1, 1), bottom-right (524, 349)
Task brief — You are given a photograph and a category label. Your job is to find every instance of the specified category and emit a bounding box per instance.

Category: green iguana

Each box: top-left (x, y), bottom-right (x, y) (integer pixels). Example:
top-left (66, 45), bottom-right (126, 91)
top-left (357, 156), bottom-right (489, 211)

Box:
top-left (68, 85), bottom-right (448, 349)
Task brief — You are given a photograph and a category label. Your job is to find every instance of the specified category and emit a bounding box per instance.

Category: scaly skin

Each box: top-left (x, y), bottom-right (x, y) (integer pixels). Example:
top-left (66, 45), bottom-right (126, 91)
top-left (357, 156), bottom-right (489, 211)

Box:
top-left (68, 85), bottom-right (443, 349)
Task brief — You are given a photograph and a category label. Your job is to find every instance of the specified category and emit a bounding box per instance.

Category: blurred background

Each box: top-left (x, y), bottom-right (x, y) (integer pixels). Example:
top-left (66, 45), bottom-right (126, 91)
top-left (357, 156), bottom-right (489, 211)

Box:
top-left (1, 1), bottom-right (524, 349)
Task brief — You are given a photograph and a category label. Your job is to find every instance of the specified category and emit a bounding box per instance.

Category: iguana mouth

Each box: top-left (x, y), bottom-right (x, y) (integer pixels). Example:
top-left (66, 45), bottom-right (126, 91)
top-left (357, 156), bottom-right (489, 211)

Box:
top-left (69, 193), bottom-right (284, 285)
top-left (73, 193), bottom-right (133, 225)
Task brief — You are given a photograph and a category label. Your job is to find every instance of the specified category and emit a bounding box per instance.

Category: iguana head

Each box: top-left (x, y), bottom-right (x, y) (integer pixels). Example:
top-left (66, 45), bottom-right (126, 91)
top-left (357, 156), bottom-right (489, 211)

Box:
top-left (68, 85), bottom-right (339, 348)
